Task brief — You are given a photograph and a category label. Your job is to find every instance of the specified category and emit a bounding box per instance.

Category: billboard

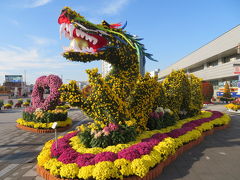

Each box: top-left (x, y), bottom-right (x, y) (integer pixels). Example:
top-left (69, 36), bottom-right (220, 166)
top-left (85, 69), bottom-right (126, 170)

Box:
top-left (5, 75), bottom-right (23, 83)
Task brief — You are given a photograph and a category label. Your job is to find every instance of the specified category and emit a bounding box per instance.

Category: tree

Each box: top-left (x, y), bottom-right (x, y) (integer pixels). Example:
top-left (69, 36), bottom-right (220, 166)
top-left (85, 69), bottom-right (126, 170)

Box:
top-left (223, 82), bottom-right (231, 98)
top-left (201, 81), bottom-right (213, 103)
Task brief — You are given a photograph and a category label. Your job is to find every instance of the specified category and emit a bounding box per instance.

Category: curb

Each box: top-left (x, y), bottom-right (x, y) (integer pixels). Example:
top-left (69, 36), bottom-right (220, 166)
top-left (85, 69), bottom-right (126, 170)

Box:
top-left (16, 124), bottom-right (72, 133)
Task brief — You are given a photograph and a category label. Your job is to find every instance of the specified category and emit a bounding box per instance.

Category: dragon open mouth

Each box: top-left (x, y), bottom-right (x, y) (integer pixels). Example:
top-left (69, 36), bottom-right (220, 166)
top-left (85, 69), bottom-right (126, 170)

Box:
top-left (59, 14), bottom-right (108, 54)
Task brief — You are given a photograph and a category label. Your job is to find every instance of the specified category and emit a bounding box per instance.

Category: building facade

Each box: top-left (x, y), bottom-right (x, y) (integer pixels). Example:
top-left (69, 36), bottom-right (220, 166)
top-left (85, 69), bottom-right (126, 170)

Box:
top-left (3, 75), bottom-right (25, 97)
top-left (158, 25), bottom-right (240, 96)
top-left (101, 60), bottom-right (112, 77)
top-left (149, 69), bottom-right (160, 78)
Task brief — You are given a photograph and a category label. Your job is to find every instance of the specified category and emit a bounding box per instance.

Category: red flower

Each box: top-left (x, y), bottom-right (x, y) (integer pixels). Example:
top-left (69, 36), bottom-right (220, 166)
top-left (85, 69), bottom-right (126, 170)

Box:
top-left (58, 12), bottom-right (70, 24)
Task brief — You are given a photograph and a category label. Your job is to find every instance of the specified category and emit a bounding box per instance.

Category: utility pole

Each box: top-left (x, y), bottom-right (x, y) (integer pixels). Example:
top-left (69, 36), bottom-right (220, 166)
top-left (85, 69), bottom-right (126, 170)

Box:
top-left (24, 70), bottom-right (26, 84)
top-left (23, 70), bottom-right (26, 97)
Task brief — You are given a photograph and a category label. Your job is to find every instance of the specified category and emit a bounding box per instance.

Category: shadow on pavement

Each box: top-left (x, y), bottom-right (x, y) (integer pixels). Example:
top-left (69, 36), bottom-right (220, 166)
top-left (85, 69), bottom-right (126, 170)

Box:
top-left (157, 114), bottom-right (240, 180)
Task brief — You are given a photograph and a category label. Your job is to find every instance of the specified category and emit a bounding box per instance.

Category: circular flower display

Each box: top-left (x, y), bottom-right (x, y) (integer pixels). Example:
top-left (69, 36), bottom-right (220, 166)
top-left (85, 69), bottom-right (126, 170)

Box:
top-left (31, 75), bottom-right (62, 111)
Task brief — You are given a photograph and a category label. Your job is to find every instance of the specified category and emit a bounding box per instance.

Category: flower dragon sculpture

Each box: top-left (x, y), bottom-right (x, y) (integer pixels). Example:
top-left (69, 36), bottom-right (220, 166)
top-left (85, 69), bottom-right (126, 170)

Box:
top-left (36, 7), bottom-right (230, 180)
top-left (59, 7), bottom-right (160, 134)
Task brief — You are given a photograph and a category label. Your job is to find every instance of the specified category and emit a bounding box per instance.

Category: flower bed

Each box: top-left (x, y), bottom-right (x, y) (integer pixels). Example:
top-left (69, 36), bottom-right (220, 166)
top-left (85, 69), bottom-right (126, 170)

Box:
top-left (16, 108), bottom-right (72, 133)
top-left (225, 98), bottom-right (240, 112)
top-left (16, 75), bottom-right (72, 133)
top-left (3, 103), bottom-right (12, 109)
top-left (16, 117), bottom-right (72, 133)
top-left (36, 111), bottom-right (230, 180)
top-left (225, 103), bottom-right (240, 112)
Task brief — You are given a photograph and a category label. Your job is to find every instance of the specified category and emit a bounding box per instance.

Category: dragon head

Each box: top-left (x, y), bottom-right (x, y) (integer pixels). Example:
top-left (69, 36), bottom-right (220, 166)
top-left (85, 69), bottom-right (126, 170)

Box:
top-left (58, 7), bottom-right (156, 71)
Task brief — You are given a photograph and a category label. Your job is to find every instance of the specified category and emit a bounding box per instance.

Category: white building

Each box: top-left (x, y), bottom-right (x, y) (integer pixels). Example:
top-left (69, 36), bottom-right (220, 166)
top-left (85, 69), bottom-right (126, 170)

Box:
top-left (149, 69), bottom-right (160, 78)
top-left (158, 25), bottom-right (240, 96)
top-left (101, 60), bottom-right (112, 77)
top-left (101, 58), bottom-right (146, 77)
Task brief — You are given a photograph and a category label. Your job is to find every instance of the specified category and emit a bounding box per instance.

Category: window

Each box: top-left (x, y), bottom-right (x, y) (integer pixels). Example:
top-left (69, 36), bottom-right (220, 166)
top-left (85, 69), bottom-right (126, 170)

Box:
top-left (222, 57), bottom-right (230, 63)
top-left (207, 60), bottom-right (218, 67)
top-left (210, 80), bottom-right (219, 90)
top-left (230, 80), bottom-right (238, 87)
top-left (189, 65), bottom-right (204, 73)
top-left (222, 54), bottom-right (237, 63)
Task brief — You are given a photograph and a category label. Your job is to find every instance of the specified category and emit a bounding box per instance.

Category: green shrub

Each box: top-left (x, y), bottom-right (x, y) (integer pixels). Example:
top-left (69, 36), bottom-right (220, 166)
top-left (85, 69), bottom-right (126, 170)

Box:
top-left (223, 82), bottom-right (231, 98)
top-left (220, 97), bottom-right (235, 102)
top-left (153, 83), bottom-right (167, 110)
top-left (179, 71), bottom-right (191, 117)
top-left (201, 81), bottom-right (213, 103)
top-left (8, 100), bottom-right (13, 105)
top-left (162, 69), bottom-right (190, 119)
top-left (3, 104), bottom-right (12, 109)
top-left (0, 100), bottom-right (4, 109)
top-left (23, 102), bottom-right (30, 107)
top-left (187, 74), bottom-right (203, 116)
top-left (22, 111), bottom-right (68, 123)
top-left (78, 124), bottom-right (137, 148)
top-left (26, 99), bottom-right (31, 103)
top-left (147, 108), bottom-right (176, 130)
top-left (17, 99), bottom-right (23, 104)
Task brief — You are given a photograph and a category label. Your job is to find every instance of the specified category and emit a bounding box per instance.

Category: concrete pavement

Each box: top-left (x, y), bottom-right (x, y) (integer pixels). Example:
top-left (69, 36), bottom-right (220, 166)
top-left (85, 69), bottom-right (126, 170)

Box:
top-left (0, 108), bottom-right (91, 180)
top-left (156, 105), bottom-right (240, 180)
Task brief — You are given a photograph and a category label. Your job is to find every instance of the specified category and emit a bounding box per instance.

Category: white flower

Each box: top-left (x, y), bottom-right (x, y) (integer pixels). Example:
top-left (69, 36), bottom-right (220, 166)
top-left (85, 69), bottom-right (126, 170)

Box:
top-left (94, 131), bottom-right (102, 138)
top-left (90, 129), bottom-right (96, 135)
top-left (155, 107), bottom-right (164, 113)
top-left (164, 108), bottom-right (172, 113)
top-left (35, 108), bottom-right (43, 112)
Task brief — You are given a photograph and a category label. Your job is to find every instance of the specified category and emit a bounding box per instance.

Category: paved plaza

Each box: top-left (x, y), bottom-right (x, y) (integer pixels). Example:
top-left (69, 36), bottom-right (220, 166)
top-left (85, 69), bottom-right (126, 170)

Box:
top-left (0, 105), bottom-right (239, 180)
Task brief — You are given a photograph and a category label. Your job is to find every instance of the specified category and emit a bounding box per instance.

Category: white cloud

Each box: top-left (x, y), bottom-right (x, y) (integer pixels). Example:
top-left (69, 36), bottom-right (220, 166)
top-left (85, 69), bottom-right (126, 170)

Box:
top-left (0, 45), bottom-right (78, 84)
top-left (0, 45), bottom-right (72, 71)
top-left (101, 0), bottom-right (130, 14)
top-left (27, 35), bottom-right (56, 46)
top-left (25, 0), bottom-right (53, 8)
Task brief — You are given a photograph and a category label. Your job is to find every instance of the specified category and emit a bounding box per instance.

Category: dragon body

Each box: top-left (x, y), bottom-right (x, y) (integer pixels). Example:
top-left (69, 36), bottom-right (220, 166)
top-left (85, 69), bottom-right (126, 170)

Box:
top-left (58, 7), bottom-right (159, 131)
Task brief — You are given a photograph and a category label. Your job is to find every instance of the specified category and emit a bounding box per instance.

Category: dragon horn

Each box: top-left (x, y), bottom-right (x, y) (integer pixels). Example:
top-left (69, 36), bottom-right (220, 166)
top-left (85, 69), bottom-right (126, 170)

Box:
top-left (121, 21), bottom-right (128, 29)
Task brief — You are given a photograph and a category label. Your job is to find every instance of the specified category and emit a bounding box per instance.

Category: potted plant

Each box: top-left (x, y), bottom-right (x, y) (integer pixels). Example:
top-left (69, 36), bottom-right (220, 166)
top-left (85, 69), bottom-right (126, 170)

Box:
top-left (4, 103), bottom-right (12, 109)
top-left (201, 81), bottom-right (213, 104)
top-left (14, 99), bottom-right (23, 108)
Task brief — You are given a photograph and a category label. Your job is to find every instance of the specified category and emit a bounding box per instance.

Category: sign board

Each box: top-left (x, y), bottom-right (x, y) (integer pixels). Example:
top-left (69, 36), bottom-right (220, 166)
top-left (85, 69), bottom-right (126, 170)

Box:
top-left (216, 91), bottom-right (240, 97)
top-left (52, 122), bottom-right (58, 129)
top-left (233, 64), bottom-right (240, 74)
top-left (5, 75), bottom-right (23, 83)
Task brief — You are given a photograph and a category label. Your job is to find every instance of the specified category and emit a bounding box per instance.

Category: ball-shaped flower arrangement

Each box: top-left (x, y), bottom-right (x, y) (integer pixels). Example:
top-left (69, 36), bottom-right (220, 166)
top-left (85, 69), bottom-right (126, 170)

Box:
top-left (16, 75), bottom-right (72, 133)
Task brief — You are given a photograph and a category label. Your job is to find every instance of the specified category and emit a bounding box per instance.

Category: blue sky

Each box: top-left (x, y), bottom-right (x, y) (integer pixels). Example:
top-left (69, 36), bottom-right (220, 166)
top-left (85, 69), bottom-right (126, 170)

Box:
top-left (0, 0), bottom-right (239, 84)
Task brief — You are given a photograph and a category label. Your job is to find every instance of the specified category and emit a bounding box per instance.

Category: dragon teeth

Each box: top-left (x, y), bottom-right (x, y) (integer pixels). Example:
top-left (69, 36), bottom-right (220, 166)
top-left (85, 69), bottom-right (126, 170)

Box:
top-left (93, 39), bottom-right (97, 45)
top-left (88, 37), bottom-right (93, 43)
top-left (65, 24), bottom-right (69, 32)
top-left (69, 24), bottom-right (75, 38)
top-left (61, 23), bottom-right (100, 51)
top-left (76, 29), bottom-right (81, 37)
top-left (84, 36), bottom-right (89, 41)
top-left (59, 23), bottom-right (66, 39)
top-left (75, 28), bottom-right (98, 44)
